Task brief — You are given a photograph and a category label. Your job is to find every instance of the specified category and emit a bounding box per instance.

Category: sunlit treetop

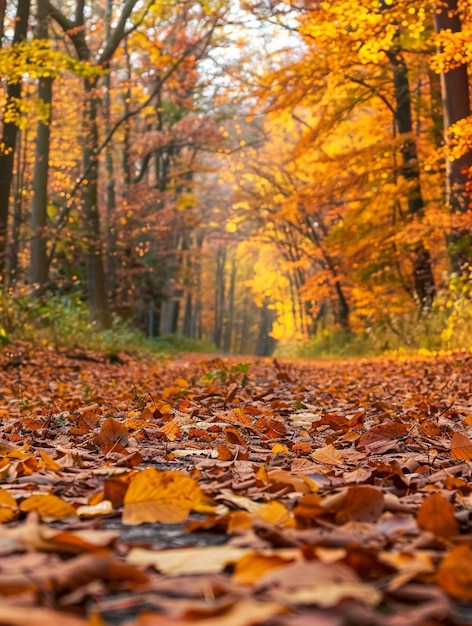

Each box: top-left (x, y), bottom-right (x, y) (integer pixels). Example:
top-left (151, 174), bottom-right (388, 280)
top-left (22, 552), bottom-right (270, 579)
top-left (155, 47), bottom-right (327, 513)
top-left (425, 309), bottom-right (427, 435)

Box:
top-left (0, 40), bottom-right (100, 84)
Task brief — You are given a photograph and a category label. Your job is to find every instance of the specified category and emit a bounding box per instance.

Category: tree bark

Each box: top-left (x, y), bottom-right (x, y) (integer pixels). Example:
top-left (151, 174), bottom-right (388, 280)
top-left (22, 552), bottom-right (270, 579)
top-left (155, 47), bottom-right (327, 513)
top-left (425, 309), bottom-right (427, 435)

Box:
top-left (0, 0), bottom-right (6, 47)
top-left (386, 49), bottom-right (435, 310)
top-left (103, 0), bottom-right (117, 302)
top-left (434, 0), bottom-right (472, 274)
top-left (0, 0), bottom-right (31, 284)
top-left (44, 0), bottom-right (143, 327)
top-left (214, 245), bottom-right (226, 348)
top-left (30, 0), bottom-right (52, 289)
top-left (82, 77), bottom-right (111, 329)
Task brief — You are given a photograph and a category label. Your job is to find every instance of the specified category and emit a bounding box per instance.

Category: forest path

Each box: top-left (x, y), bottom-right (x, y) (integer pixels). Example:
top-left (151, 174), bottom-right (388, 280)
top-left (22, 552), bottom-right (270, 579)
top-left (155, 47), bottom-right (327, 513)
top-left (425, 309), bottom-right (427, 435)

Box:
top-left (0, 346), bottom-right (470, 624)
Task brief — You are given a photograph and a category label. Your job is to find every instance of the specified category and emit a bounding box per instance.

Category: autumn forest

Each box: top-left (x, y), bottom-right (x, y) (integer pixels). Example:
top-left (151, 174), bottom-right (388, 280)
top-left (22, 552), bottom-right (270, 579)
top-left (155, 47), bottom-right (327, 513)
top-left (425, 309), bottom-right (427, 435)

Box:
top-left (2, 0), bottom-right (472, 355)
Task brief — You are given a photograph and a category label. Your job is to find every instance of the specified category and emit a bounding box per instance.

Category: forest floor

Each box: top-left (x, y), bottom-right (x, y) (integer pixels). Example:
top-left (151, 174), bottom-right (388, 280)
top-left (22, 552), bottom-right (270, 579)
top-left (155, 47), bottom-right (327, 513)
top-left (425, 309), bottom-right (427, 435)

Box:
top-left (0, 344), bottom-right (472, 625)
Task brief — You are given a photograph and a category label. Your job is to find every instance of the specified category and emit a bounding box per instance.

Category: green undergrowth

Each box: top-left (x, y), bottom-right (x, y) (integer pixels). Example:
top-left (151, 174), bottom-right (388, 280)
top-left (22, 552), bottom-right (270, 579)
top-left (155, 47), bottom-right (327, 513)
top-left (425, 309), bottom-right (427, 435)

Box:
top-left (275, 292), bottom-right (472, 359)
top-left (0, 292), bottom-right (218, 357)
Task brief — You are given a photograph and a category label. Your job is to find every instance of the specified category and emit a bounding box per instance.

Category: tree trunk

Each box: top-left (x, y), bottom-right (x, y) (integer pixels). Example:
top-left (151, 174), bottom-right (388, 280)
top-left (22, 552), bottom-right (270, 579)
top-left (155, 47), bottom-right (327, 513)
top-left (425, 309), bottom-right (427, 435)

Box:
top-left (0, 0), bottom-right (31, 284)
top-left (0, 0), bottom-right (6, 47)
top-left (82, 78), bottom-right (111, 328)
top-left (386, 49), bottom-right (435, 309)
top-left (9, 128), bottom-right (27, 287)
top-left (103, 0), bottom-right (117, 302)
top-left (214, 245), bottom-right (226, 348)
top-left (434, 0), bottom-right (472, 274)
top-left (30, 1), bottom-right (52, 289)
top-left (223, 256), bottom-right (236, 352)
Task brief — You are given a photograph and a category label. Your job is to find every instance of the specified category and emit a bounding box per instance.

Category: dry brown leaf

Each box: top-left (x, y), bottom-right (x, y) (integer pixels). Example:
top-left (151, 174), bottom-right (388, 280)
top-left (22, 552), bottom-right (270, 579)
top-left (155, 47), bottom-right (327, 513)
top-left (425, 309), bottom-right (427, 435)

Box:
top-left (122, 468), bottom-right (202, 525)
top-left (0, 605), bottom-right (87, 626)
top-left (335, 486), bottom-right (384, 524)
top-left (104, 476), bottom-right (130, 508)
top-left (136, 599), bottom-right (287, 626)
top-left (0, 513), bottom-right (119, 554)
top-left (357, 421), bottom-right (409, 453)
top-left (256, 560), bottom-right (381, 607)
top-left (294, 494), bottom-right (325, 528)
top-left (437, 544), bottom-right (472, 599)
top-left (378, 550), bottom-right (434, 590)
top-left (450, 431), bottom-right (472, 461)
top-left (127, 545), bottom-right (250, 574)
top-left (93, 417), bottom-right (129, 451)
top-left (223, 426), bottom-right (246, 446)
top-left (417, 492), bottom-right (459, 538)
top-left (311, 443), bottom-right (344, 466)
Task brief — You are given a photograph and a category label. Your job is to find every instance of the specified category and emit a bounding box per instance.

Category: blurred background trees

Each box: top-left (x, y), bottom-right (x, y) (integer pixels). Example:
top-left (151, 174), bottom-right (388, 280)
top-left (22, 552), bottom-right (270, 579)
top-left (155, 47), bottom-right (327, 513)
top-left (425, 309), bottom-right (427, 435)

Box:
top-left (1, 0), bottom-right (472, 356)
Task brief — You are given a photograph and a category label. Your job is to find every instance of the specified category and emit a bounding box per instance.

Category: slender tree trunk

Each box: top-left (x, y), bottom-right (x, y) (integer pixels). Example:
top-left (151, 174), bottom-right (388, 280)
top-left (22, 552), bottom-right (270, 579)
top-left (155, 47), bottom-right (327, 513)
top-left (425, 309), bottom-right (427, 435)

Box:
top-left (0, 0), bottom-right (31, 284)
top-left (82, 78), bottom-right (111, 328)
top-left (30, 1), bottom-right (52, 289)
top-left (434, 0), bottom-right (472, 274)
top-left (223, 256), bottom-right (236, 352)
top-left (428, 68), bottom-right (444, 149)
top-left (0, 0), bottom-right (6, 47)
top-left (386, 49), bottom-right (435, 310)
top-left (9, 128), bottom-right (27, 287)
top-left (305, 215), bottom-right (351, 331)
top-left (122, 40), bottom-right (132, 187)
top-left (214, 245), bottom-right (226, 348)
top-left (103, 0), bottom-right (117, 302)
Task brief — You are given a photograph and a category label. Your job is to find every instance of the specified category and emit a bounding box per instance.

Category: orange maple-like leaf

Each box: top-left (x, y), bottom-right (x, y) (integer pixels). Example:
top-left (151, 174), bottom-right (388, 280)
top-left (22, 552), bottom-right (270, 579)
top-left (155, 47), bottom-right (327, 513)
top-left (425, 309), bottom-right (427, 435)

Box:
top-left (437, 544), bottom-right (472, 600)
top-left (417, 492), bottom-right (459, 538)
top-left (122, 468), bottom-right (202, 525)
top-left (450, 431), bottom-right (472, 461)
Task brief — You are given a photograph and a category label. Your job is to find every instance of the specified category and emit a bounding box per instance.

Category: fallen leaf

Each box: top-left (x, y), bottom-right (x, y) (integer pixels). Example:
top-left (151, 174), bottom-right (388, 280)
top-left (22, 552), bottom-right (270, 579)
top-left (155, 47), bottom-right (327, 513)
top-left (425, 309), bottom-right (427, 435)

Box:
top-left (0, 513), bottom-right (119, 554)
top-left (256, 560), bottom-right (381, 607)
top-left (437, 544), bottom-right (472, 599)
top-left (417, 492), bottom-right (459, 538)
top-left (136, 599), bottom-right (287, 625)
top-left (232, 551), bottom-right (298, 584)
top-left (335, 486), bottom-right (384, 524)
top-left (357, 421), bottom-right (409, 453)
top-left (127, 545), bottom-right (249, 574)
top-left (93, 417), bottom-right (129, 451)
top-left (76, 500), bottom-right (114, 518)
top-left (450, 431), bottom-right (472, 461)
top-left (0, 605), bottom-right (87, 626)
top-left (379, 550), bottom-right (434, 590)
top-left (19, 494), bottom-right (77, 520)
top-left (311, 444), bottom-right (344, 466)
top-left (122, 468), bottom-right (202, 524)
top-left (0, 488), bottom-right (17, 522)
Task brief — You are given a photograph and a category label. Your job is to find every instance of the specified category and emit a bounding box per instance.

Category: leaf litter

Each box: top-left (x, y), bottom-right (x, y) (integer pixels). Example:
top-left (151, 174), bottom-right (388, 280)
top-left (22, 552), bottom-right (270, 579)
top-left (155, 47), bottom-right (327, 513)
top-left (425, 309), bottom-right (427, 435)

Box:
top-left (1, 346), bottom-right (472, 624)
